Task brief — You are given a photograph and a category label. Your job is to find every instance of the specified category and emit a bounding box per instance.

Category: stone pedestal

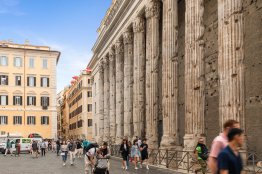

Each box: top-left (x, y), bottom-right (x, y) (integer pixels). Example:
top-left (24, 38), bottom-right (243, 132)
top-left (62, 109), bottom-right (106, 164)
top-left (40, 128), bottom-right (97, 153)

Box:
top-left (145, 0), bottom-right (161, 149)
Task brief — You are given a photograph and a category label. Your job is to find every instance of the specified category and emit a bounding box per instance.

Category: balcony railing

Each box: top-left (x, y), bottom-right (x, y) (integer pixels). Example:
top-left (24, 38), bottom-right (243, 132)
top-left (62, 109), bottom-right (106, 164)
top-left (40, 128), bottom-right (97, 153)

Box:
top-left (110, 145), bottom-right (262, 173)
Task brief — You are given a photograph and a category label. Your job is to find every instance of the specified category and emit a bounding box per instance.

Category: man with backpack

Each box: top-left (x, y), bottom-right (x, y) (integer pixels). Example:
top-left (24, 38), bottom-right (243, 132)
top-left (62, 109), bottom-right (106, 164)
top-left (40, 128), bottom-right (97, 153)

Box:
top-left (85, 143), bottom-right (99, 174)
top-left (195, 138), bottom-right (208, 174)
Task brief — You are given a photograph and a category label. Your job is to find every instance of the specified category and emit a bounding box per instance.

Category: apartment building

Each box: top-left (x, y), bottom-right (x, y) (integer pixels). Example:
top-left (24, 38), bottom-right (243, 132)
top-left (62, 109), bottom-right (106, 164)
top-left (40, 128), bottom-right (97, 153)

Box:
top-left (0, 40), bottom-right (60, 139)
top-left (66, 70), bottom-right (92, 140)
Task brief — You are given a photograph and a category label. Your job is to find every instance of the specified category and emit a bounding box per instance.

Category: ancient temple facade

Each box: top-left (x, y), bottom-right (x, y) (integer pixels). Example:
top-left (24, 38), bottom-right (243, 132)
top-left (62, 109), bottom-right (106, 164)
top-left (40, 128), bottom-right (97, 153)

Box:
top-left (88, 0), bottom-right (262, 153)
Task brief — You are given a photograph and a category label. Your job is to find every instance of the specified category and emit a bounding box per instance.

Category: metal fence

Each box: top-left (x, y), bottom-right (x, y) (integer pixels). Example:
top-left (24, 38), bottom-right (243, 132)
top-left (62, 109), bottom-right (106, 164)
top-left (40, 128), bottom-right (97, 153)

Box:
top-left (110, 145), bottom-right (262, 173)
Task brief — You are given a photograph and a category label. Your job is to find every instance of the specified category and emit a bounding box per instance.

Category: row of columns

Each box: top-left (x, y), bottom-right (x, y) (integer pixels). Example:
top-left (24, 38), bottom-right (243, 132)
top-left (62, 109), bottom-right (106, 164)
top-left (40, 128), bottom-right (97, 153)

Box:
top-left (96, 0), bottom-right (244, 149)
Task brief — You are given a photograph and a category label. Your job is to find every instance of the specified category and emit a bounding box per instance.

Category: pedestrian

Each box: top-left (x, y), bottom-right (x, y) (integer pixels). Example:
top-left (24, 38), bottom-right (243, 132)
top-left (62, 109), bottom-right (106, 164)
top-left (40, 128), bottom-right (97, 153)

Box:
top-left (208, 119), bottom-right (240, 174)
top-left (140, 139), bottom-right (149, 170)
top-left (68, 140), bottom-right (77, 165)
top-left (15, 139), bottom-right (20, 157)
top-left (120, 139), bottom-right (129, 170)
top-left (127, 141), bottom-right (132, 168)
top-left (61, 140), bottom-right (69, 166)
top-left (41, 141), bottom-right (47, 156)
top-left (194, 138), bottom-right (208, 174)
top-left (4, 139), bottom-right (12, 156)
top-left (32, 140), bottom-right (39, 158)
top-left (131, 139), bottom-right (141, 170)
top-left (56, 139), bottom-right (61, 156)
top-left (52, 139), bottom-right (56, 152)
top-left (217, 128), bottom-right (244, 174)
top-left (83, 139), bottom-right (90, 154)
top-left (48, 140), bottom-right (52, 151)
top-left (85, 146), bottom-right (98, 174)
top-left (76, 140), bottom-right (83, 158)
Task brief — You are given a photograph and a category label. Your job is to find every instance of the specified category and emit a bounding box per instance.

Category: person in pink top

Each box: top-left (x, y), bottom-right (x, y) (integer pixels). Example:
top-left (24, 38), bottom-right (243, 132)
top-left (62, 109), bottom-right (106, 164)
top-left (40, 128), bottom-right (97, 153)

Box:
top-left (208, 120), bottom-right (240, 174)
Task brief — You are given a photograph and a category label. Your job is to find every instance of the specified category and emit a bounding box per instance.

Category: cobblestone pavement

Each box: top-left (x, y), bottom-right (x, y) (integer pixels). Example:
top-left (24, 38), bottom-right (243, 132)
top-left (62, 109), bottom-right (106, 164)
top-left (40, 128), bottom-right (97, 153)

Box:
top-left (0, 152), bottom-right (179, 174)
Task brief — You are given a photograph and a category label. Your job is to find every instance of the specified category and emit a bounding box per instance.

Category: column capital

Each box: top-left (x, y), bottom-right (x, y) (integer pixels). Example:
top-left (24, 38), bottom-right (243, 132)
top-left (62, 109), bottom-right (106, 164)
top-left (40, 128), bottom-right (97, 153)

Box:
top-left (133, 17), bottom-right (145, 33)
top-left (145, 0), bottom-right (161, 19)
top-left (109, 48), bottom-right (115, 62)
top-left (123, 30), bottom-right (133, 45)
top-left (115, 39), bottom-right (124, 55)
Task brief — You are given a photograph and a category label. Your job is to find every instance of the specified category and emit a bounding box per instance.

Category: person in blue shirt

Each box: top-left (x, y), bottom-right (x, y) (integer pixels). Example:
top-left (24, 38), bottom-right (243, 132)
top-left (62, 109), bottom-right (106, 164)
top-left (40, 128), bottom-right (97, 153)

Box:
top-left (82, 139), bottom-right (90, 154)
top-left (217, 128), bottom-right (244, 174)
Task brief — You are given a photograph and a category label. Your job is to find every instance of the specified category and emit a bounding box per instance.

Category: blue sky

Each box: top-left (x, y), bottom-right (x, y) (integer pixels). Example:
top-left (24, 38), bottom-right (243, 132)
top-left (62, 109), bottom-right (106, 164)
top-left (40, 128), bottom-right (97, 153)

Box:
top-left (0, 0), bottom-right (111, 92)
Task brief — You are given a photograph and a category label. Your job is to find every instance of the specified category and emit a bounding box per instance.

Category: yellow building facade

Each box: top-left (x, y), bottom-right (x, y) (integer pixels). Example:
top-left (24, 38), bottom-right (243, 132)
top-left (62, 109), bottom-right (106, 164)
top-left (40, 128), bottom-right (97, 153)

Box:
top-left (66, 70), bottom-right (93, 140)
top-left (0, 41), bottom-right (60, 139)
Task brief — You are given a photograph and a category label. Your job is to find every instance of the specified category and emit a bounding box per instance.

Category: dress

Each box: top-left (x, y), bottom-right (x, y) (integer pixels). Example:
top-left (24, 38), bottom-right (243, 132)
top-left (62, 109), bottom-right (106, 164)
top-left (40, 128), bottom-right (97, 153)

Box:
top-left (131, 145), bottom-right (141, 158)
top-left (140, 143), bottom-right (148, 160)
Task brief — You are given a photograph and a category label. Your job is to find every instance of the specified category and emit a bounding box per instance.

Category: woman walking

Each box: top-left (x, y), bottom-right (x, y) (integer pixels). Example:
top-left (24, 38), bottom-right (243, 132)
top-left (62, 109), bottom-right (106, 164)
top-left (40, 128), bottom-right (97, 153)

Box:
top-left (61, 140), bottom-right (69, 166)
top-left (140, 139), bottom-right (149, 169)
top-left (119, 139), bottom-right (129, 170)
top-left (15, 139), bottom-right (20, 157)
top-left (131, 140), bottom-right (141, 170)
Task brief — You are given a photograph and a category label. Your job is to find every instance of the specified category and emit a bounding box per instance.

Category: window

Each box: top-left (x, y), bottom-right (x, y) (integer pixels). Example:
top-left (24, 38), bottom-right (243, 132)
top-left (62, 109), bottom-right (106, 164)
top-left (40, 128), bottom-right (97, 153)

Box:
top-left (77, 120), bottom-right (83, 128)
top-left (27, 96), bottom-right (36, 106)
top-left (0, 116), bottom-right (8, 125)
top-left (41, 116), bottom-right (49, 125)
top-left (0, 75), bottom-right (8, 85)
top-left (87, 104), bottom-right (92, 112)
top-left (88, 119), bottom-right (92, 127)
top-left (13, 116), bottom-right (22, 125)
top-left (87, 91), bottom-right (92, 97)
top-left (27, 76), bottom-right (36, 87)
top-left (41, 97), bottom-right (49, 107)
top-left (0, 95), bottom-right (8, 105)
top-left (0, 56), bottom-right (8, 66)
top-left (14, 57), bottom-right (22, 67)
top-left (41, 77), bottom-right (49, 87)
top-left (95, 102), bottom-right (96, 114)
top-left (88, 79), bottom-right (91, 84)
top-left (15, 76), bottom-right (21, 86)
top-left (13, 96), bottom-right (22, 105)
top-left (29, 58), bottom-right (34, 68)
top-left (42, 59), bottom-right (48, 69)
top-left (27, 116), bottom-right (35, 125)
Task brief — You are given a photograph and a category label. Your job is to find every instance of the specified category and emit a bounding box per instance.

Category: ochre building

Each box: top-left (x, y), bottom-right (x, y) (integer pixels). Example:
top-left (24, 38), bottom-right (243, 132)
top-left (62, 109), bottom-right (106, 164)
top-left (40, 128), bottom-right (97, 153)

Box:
top-left (88, 0), bottom-right (262, 154)
top-left (0, 41), bottom-right (60, 139)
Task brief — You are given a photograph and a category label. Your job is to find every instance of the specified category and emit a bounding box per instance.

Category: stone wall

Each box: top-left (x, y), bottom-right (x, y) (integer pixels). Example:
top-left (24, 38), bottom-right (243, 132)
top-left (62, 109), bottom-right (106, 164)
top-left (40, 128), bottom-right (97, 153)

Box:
top-left (243, 0), bottom-right (262, 154)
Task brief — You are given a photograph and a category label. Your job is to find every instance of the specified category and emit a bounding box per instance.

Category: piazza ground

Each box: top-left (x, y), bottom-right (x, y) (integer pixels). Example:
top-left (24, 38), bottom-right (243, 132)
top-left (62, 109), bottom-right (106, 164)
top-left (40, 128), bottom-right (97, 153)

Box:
top-left (0, 152), bottom-right (179, 174)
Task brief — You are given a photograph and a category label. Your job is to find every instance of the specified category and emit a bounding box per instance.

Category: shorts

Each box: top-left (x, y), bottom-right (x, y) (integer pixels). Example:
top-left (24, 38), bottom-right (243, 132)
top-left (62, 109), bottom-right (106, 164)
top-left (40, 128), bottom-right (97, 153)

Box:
top-left (141, 154), bottom-right (148, 161)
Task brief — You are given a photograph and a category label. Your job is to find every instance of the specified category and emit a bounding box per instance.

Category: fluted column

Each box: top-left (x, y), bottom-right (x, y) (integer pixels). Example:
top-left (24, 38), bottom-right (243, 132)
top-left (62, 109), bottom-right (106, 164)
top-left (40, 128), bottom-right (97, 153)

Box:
top-left (109, 48), bottom-right (116, 144)
top-left (218, 0), bottom-right (244, 129)
top-left (145, 0), bottom-right (161, 148)
top-left (115, 38), bottom-right (124, 144)
top-left (123, 30), bottom-right (134, 141)
top-left (184, 0), bottom-right (205, 150)
top-left (161, 0), bottom-right (179, 149)
top-left (103, 57), bottom-right (110, 141)
top-left (98, 62), bottom-right (104, 143)
top-left (133, 17), bottom-right (146, 140)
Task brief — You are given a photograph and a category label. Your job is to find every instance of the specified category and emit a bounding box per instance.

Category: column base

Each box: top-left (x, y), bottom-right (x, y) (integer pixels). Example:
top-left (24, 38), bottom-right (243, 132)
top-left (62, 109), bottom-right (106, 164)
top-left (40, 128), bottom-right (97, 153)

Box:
top-left (183, 134), bottom-right (205, 151)
top-left (147, 137), bottom-right (159, 149)
top-left (160, 135), bottom-right (178, 149)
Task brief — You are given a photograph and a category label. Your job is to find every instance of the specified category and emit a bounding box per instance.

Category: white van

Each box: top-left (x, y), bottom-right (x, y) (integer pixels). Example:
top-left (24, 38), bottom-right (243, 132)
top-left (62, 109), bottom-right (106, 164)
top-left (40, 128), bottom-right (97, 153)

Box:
top-left (10, 138), bottom-right (32, 153)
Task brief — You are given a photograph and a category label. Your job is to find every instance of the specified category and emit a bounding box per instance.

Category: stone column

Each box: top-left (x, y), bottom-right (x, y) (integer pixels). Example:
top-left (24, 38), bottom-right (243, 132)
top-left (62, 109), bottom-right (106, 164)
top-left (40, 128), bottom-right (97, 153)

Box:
top-left (98, 62), bottom-right (104, 144)
top-left (133, 17), bottom-right (146, 140)
top-left (115, 38), bottom-right (124, 144)
top-left (160, 0), bottom-right (179, 149)
top-left (184, 0), bottom-right (205, 150)
top-left (109, 48), bottom-right (116, 144)
top-left (218, 0), bottom-right (244, 129)
top-left (123, 30), bottom-right (134, 141)
top-left (145, 0), bottom-right (161, 148)
top-left (103, 56), bottom-right (110, 141)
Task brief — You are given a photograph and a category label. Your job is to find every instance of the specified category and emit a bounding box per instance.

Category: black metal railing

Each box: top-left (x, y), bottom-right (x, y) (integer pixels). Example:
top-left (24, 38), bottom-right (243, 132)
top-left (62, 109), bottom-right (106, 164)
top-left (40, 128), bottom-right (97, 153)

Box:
top-left (110, 145), bottom-right (262, 173)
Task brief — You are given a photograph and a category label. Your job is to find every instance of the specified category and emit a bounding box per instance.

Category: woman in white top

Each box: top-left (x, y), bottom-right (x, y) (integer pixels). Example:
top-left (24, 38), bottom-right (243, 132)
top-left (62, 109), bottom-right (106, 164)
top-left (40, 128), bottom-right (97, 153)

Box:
top-left (60, 141), bottom-right (69, 166)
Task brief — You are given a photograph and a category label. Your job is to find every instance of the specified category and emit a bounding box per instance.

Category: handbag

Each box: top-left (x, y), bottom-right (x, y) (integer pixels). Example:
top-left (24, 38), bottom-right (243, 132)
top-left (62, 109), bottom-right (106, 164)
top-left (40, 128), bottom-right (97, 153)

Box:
top-left (60, 152), bottom-right (65, 156)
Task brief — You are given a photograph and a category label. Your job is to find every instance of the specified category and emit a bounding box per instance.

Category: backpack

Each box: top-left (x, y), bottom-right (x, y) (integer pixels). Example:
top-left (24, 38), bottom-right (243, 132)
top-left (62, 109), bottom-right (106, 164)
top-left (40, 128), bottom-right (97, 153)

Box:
top-left (197, 144), bottom-right (208, 160)
top-left (84, 143), bottom-right (98, 153)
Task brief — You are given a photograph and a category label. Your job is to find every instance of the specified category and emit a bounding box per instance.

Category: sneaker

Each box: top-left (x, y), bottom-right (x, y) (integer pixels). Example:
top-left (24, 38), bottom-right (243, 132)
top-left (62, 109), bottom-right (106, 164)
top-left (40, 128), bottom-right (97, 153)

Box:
top-left (125, 166), bottom-right (128, 170)
top-left (146, 165), bottom-right (149, 170)
top-left (135, 167), bottom-right (138, 170)
top-left (63, 163), bottom-right (66, 166)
